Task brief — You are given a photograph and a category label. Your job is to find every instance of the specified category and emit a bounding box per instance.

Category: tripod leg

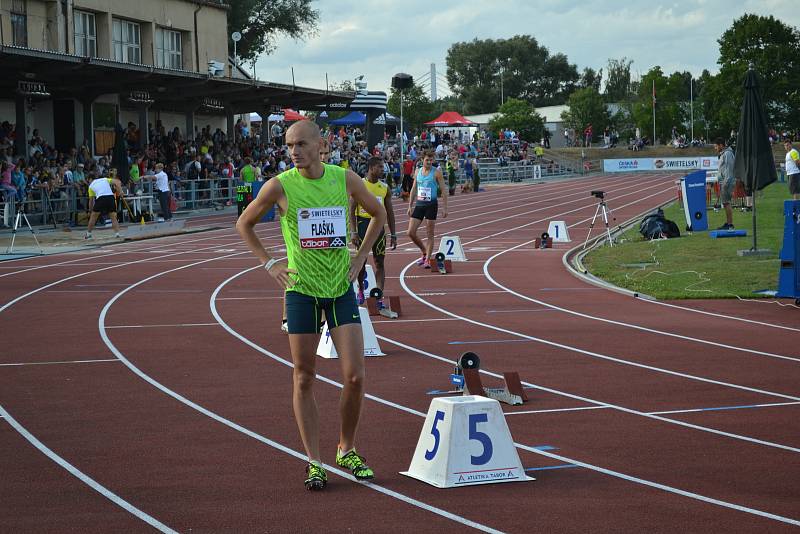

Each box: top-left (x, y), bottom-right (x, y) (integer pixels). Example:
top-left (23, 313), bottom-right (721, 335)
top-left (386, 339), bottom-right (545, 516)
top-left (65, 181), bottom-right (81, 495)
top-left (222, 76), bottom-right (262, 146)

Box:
top-left (582, 202), bottom-right (603, 249)
top-left (602, 205), bottom-right (613, 247)
top-left (23, 212), bottom-right (43, 253)
top-left (6, 211), bottom-right (20, 253)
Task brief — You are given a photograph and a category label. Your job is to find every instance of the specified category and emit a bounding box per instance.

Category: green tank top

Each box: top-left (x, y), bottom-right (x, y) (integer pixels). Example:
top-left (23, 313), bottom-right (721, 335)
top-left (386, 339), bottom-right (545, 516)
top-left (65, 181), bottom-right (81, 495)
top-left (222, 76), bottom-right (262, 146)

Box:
top-left (241, 164), bottom-right (256, 183)
top-left (279, 164), bottom-right (351, 298)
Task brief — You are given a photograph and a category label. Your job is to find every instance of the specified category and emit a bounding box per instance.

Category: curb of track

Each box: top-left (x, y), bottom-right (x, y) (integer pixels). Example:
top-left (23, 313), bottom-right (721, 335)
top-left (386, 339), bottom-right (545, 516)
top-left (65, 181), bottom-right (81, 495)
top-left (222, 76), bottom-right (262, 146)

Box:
top-left (561, 198), bottom-right (677, 301)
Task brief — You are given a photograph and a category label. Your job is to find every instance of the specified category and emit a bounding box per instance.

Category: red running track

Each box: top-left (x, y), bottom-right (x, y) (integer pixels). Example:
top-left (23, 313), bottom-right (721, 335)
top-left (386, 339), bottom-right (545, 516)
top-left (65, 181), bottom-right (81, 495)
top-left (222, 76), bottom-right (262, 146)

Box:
top-left (1, 173), bottom-right (798, 533)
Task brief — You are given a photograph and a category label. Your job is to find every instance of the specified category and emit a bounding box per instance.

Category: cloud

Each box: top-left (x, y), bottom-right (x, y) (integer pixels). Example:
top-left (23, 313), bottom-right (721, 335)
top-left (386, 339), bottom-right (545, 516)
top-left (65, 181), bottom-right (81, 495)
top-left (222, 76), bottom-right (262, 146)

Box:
top-left (254, 0), bottom-right (799, 105)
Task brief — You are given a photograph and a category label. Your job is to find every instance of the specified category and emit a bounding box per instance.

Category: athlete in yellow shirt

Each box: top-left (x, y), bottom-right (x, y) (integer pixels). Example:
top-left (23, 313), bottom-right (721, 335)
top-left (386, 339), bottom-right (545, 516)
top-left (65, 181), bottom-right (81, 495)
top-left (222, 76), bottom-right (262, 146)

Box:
top-left (350, 157), bottom-right (397, 305)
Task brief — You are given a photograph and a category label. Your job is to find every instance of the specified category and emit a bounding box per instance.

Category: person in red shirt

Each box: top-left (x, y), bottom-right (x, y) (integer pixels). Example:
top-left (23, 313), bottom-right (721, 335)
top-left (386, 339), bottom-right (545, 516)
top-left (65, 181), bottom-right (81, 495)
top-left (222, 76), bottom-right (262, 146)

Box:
top-left (401, 154), bottom-right (415, 200)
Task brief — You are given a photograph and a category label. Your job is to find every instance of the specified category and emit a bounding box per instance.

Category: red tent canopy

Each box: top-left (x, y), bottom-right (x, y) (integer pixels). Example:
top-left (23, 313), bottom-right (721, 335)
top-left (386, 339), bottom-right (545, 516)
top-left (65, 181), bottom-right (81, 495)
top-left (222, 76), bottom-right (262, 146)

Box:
top-left (282, 108), bottom-right (307, 122)
top-left (424, 111), bottom-right (476, 126)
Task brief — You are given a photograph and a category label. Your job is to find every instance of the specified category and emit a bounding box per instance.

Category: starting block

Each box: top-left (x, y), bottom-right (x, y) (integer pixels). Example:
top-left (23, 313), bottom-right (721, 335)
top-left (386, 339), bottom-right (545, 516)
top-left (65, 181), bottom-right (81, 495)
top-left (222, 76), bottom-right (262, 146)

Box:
top-left (463, 369), bottom-right (528, 406)
top-left (428, 257), bottom-right (453, 273)
top-left (365, 287), bottom-right (402, 319)
top-left (534, 232), bottom-right (553, 249)
top-left (317, 307), bottom-right (385, 358)
top-left (400, 395), bottom-right (533, 488)
top-left (450, 352), bottom-right (528, 406)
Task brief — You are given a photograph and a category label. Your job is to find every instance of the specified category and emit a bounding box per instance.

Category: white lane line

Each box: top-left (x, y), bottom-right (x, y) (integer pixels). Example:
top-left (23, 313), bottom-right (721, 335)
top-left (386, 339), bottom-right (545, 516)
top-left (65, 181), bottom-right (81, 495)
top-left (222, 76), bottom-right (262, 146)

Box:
top-left (0, 359), bottom-right (119, 367)
top-left (98, 263), bottom-right (502, 534)
top-left (216, 296), bottom-right (283, 301)
top-left (505, 406), bottom-right (611, 416)
top-left (0, 225), bottom-right (249, 278)
top-left (643, 299), bottom-right (800, 333)
top-left (0, 405), bottom-right (176, 533)
top-left (210, 268), bottom-right (800, 527)
top-left (485, 256), bottom-right (800, 363)
top-left (648, 401), bottom-right (800, 416)
top-left (379, 333), bottom-right (800, 454)
top-left (106, 323), bottom-right (219, 329)
top-left (483, 209), bottom-right (800, 363)
top-left (513, 442), bottom-right (800, 527)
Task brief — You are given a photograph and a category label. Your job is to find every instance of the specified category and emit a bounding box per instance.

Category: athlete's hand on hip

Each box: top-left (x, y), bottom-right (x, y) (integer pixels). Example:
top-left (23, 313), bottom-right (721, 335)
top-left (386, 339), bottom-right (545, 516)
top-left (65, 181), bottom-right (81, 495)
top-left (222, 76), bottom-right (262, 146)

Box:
top-left (349, 253), bottom-right (368, 282)
top-left (267, 262), bottom-right (297, 289)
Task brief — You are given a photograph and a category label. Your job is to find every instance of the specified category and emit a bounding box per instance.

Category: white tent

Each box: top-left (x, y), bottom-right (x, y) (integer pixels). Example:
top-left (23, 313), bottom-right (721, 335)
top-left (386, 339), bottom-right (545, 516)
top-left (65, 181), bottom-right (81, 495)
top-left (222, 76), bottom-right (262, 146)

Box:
top-left (249, 112), bottom-right (285, 123)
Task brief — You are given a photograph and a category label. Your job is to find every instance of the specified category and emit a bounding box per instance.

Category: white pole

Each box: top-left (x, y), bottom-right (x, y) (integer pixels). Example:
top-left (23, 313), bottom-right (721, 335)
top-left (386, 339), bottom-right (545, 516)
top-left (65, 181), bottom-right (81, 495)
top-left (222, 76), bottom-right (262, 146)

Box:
top-left (690, 77), bottom-right (694, 142)
top-left (500, 65), bottom-right (504, 106)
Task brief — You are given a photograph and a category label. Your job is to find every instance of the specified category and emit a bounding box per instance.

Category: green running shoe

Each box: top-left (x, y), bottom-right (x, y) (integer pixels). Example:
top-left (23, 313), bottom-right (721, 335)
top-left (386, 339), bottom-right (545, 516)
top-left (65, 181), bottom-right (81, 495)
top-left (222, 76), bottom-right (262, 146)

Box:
top-left (304, 462), bottom-right (327, 491)
top-left (336, 449), bottom-right (374, 480)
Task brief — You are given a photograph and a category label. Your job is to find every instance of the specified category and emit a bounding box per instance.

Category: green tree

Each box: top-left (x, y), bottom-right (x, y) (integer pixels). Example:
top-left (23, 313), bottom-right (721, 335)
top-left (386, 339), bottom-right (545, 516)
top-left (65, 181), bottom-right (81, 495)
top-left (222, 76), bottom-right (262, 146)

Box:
top-left (487, 98), bottom-right (545, 142)
top-left (561, 88), bottom-right (610, 143)
top-left (445, 35), bottom-right (579, 113)
top-left (708, 14), bottom-right (800, 133)
top-left (227, 0), bottom-right (319, 62)
top-left (604, 57), bottom-right (633, 102)
top-left (387, 83), bottom-right (434, 133)
top-left (630, 67), bottom-right (690, 144)
top-left (579, 67), bottom-right (603, 92)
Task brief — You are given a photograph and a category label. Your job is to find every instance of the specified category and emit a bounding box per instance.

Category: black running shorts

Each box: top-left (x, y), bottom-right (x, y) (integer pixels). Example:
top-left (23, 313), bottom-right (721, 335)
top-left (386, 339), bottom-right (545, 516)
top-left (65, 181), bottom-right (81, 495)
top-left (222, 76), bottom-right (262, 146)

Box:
top-left (92, 195), bottom-right (116, 214)
top-left (356, 216), bottom-right (386, 258)
top-left (789, 173), bottom-right (800, 195)
top-left (411, 201), bottom-right (438, 221)
top-left (285, 286), bottom-right (360, 334)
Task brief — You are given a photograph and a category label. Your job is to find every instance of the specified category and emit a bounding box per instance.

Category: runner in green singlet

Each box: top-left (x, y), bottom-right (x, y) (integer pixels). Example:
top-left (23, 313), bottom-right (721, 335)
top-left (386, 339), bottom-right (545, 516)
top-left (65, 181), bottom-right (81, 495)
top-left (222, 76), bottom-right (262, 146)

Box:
top-left (237, 121), bottom-right (386, 491)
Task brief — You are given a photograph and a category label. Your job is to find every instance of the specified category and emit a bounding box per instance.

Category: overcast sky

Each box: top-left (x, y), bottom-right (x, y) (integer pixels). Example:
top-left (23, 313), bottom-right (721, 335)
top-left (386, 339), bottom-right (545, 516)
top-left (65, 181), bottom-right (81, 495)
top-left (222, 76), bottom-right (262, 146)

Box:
top-left (251, 0), bottom-right (795, 100)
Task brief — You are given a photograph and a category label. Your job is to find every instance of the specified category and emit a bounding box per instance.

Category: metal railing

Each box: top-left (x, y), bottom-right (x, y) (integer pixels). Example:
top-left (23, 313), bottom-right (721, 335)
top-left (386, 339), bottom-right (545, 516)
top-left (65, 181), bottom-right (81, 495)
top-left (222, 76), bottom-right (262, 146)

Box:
top-left (0, 177), bottom-right (240, 228)
top-left (475, 158), bottom-right (575, 183)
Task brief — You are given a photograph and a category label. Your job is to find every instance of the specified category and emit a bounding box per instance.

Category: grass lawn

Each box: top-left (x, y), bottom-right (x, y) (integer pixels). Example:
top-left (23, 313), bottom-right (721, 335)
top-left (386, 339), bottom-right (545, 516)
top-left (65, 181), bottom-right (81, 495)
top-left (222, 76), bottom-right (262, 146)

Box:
top-left (582, 181), bottom-right (793, 299)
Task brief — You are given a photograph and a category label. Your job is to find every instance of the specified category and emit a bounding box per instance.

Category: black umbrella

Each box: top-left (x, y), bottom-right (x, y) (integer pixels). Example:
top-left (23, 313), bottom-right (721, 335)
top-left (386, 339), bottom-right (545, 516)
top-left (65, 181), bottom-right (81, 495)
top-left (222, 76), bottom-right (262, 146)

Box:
top-left (733, 66), bottom-right (777, 253)
top-left (112, 123), bottom-right (130, 185)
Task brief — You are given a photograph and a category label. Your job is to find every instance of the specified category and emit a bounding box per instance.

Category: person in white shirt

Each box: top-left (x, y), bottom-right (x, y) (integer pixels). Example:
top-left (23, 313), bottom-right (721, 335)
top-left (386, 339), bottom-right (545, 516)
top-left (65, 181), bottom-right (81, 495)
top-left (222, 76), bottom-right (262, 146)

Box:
top-left (84, 175), bottom-right (122, 239)
top-left (141, 163), bottom-right (172, 221)
top-left (784, 140), bottom-right (800, 200)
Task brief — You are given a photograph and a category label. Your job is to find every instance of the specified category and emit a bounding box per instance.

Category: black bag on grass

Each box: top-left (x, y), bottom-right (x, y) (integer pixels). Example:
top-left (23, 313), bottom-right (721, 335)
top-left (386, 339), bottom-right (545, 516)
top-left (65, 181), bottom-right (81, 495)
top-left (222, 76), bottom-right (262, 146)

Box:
top-left (639, 209), bottom-right (680, 240)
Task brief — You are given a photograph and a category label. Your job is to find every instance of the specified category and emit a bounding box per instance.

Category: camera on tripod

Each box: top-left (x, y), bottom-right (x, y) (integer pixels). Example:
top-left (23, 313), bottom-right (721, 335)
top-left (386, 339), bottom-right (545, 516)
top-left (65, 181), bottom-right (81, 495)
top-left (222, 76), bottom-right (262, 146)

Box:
top-left (591, 190), bottom-right (605, 199)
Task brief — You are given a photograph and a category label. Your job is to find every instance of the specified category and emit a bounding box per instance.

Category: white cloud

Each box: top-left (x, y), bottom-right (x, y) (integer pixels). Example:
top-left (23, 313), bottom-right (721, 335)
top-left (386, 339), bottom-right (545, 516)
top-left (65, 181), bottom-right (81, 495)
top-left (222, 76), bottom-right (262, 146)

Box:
top-left (253, 0), bottom-right (798, 107)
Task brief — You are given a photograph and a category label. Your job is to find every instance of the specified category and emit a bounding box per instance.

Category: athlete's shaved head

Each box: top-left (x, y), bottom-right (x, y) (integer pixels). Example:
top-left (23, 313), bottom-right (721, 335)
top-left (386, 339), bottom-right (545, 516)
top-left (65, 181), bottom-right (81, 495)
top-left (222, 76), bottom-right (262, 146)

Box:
top-left (286, 120), bottom-right (324, 175)
top-left (287, 119), bottom-right (320, 138)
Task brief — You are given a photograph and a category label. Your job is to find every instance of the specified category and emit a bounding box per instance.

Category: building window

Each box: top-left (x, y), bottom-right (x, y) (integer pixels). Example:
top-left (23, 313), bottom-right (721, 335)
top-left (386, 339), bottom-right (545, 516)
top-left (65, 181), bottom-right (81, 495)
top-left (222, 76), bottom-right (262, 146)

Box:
top-left (155, 28), bottom-right (182, 69)
top-left (112, 19), bottom-right (140, 64)
top-left (11, 0), bottom-right (28, 47)
top-left (74, 11), bottom-right (96, 57)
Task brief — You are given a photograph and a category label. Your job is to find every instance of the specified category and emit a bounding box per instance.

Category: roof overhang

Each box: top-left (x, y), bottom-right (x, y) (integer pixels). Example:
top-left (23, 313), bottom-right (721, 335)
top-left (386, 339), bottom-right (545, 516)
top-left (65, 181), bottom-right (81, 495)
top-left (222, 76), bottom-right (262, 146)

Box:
top-left (0, 46), bottom-right (353, 114)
